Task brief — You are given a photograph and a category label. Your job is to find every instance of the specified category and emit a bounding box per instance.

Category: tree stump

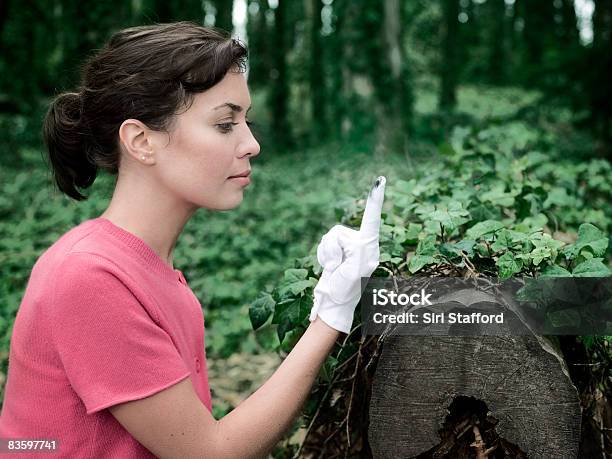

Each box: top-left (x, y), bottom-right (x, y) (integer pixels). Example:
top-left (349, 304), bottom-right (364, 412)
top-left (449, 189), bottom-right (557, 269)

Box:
top-left (368, 334), bottom-right (582, 458)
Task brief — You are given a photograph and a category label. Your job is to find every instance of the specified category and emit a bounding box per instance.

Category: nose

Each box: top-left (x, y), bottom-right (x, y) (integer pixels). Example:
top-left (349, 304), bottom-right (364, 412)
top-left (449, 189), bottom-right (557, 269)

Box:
top-left (238, 126), bottom-right (261, 158)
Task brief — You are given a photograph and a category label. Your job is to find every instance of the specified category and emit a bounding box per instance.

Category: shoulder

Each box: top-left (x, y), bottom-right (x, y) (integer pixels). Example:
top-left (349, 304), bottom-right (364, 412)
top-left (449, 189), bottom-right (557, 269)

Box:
top-left (51, 252), bottom-right (132, 305)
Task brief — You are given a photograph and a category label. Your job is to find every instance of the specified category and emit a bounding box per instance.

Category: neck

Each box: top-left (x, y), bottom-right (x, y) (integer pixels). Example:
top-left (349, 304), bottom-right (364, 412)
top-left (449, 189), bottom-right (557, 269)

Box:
top-left (100, 174), bottom-right (197, 269)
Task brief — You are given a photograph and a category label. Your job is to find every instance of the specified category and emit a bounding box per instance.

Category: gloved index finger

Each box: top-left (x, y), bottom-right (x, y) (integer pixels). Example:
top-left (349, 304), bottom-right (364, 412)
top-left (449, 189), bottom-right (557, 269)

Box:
top-left (359, 176), bottom-right (386, 239)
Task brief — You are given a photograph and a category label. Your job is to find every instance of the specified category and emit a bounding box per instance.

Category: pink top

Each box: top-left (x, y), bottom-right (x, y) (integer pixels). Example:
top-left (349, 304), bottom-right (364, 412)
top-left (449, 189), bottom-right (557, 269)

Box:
top-left (0, 217), bottom-right (212, 458)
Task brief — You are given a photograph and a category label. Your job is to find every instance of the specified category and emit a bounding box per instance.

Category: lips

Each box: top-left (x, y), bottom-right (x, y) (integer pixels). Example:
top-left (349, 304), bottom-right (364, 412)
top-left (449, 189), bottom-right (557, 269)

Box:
top-left (228, 170), bottom-right (251, 178)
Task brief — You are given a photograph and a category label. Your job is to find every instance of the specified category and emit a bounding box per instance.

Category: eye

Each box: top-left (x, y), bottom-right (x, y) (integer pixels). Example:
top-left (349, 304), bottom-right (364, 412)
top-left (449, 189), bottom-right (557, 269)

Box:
top-left (216, 122), bottom-right (238, 133)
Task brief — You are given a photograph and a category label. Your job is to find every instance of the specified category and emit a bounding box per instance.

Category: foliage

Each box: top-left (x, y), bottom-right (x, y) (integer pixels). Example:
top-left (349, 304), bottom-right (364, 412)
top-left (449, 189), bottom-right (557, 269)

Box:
top-left (251, 113), bottom-right (611, 455)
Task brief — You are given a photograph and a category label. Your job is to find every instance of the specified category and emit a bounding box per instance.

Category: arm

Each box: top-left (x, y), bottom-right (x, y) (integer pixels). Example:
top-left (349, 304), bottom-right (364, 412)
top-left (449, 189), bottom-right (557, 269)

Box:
top-left (110, 316), bottom-right (339, 458)
top-left (111, 177), bottom-right (386, 458)
top-left (215, 316), bottom-right (339, 456)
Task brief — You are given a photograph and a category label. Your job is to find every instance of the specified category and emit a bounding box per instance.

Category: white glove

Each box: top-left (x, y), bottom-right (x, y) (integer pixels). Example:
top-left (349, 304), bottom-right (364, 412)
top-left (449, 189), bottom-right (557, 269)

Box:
top-left (309, 176), bottom-right (386, 333)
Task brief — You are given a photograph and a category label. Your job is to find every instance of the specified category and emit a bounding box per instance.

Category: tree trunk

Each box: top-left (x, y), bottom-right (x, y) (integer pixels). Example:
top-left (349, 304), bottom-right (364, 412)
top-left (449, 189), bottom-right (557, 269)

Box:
top-left (214, 0), bottom-right (234, 34)
top-left (270, 0), bottom-right (292, 148)
top-left (246, 0), bottom-right (271, 89)
top-left (559, 0), bottom-right (580, 48)
top-left (374, 0), bottom-right (412, 157)
top-left (440, 0), bottom-right (459, 110)
top-left (309, 0), bottom-right (327, 143)
top-left (487, 0), bottom-right (506, 84)
top-left (519, 0), bottom-right (555, 84)
top-left (369, 334), bottom-right (581, 458)
top-left (590, 0), bottom-right (612, 145)
top-left (368, 287), bottom-right (582, 459)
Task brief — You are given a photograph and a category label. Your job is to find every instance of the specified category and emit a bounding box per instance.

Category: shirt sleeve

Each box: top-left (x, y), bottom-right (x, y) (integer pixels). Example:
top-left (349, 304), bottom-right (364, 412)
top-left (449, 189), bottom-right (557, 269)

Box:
top-left (51, 253), bottom-right (191, 415)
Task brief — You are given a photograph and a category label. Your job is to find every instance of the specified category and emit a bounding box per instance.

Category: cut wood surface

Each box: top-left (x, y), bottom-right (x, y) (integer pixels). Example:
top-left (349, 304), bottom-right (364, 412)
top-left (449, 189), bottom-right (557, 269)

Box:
top-left (368, 334), bottom-right (582, 458)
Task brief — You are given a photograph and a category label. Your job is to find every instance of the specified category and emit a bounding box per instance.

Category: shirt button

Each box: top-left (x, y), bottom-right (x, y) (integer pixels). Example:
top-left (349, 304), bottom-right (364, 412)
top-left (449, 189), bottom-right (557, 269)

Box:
top-left (195, 358), bottom-right (201, 373)
top-left (176, 270), bottom-right (186, 285)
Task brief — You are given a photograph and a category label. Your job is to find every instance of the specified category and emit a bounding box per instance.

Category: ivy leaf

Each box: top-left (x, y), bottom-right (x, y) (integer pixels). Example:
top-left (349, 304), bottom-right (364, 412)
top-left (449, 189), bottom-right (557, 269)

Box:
top-left (530, 246), bottom-right (551, 266)
top-left (277, 279), bottom-right (316, 298)
top-left (564, 223), bottom-right (609, 260)
top-left (408, 254), bottom-right (436, 273)
top-left (276, 269), bottom-right (315, 299)
top-left (547, 309), bottom-right (581, 328)
top-left (543, 187), bottom-right (575, 209)
top-left (480, 186), bottom-right (517, 207)
top-left (466, 220), bottom-right (504, 240)
top-left (416, 235), bottom-right (437, 256)
top-left (540, 265), bottom-right (572, 278)
top-left (404, 223), bottom-right (422, 244)
top-left (572, 258), bottom-right (612, 277)
top-left (249, 292), bottom-right (276, 330)
top-left (528, 233), bottom-right (565, 265)
top-left (496, 252), bottom-right (523, 279)
top-left (273, 295), bottom-right (312, 343)
top-left (514, 213), bottom-right (548, 233)
top-left (491, 229), bottom-right (513, 252)
top-left (408, 235), bottom-right (439, 272)
top-left (529, 232), bottom-right (564, 248)
top-left (283, 268), bottom-right (309, 283)
top-left (429, 202), bottom-right (470, 233)
top-left (440, 240), bottom-right (476, 259)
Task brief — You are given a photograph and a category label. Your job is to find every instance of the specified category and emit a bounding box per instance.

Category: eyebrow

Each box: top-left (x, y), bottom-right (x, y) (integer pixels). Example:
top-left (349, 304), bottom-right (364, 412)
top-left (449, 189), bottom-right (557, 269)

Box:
top-left (213, 102), bottom-right (252, 113)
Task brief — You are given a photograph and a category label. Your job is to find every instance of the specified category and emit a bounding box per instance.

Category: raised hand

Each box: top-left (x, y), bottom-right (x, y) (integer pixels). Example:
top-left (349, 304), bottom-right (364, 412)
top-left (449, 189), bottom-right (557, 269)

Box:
top-left (309, 176), bottom-right (387, 333)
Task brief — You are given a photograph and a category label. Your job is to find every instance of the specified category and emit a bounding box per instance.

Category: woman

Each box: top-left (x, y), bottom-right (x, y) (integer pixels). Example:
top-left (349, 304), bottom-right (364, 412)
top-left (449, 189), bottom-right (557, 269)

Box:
top-left (0, 22), bottom-right (385, 458)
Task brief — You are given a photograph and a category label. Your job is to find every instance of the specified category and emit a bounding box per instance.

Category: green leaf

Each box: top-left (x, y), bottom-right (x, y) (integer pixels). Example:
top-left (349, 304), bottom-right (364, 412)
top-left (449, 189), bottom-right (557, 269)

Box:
top-left (543, 187), bottom-right (575, 208)
top-left (440, 240), bottom-right (476, 259)
top-left (404, 223), bottom-right (422, 244)
top-left (547, 309), bottom-right (581, 328)
top-left (408, 254), bottom-right (436, 273)
top-left (429, 202), bottom-right (470, 233)
top-left (249, 292), bottom-right (276, 330)
top-left (273, 294), bottom-right (312, 343)
top-left (496, 252), bottom-right (523, 279)
top-left (572, 258), bottom-right (611, 277)
top-left (409, 235), bottom-right (438, 271)
top-left (466, 220), bottom-right (504, 240)
top-left (564, 223), bottom-right (608, 260)
top-left (277, 279), bottom-right (315, 298)
top-left (491, 229), bottom-right (513, 252)
top-left (283, 268), bottom-right (309, 283)
top-left (416, 235), bottom-right (437, 256)
top-left (530, 246), bottom-right (552, 266)
top-left (530, 233), bottom-right (565, 250)
top-left (540, 265), bottom-right (572, 278)
top-left (480, 186), bottom-right (517, 207)
top-left (515, 213), bottom-right (548, 233)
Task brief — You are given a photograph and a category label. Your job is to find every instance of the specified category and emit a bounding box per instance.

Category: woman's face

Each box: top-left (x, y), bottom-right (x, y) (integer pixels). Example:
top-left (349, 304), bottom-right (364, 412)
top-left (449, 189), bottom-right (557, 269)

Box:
top-left (149, 70), bottom-right (260, 211)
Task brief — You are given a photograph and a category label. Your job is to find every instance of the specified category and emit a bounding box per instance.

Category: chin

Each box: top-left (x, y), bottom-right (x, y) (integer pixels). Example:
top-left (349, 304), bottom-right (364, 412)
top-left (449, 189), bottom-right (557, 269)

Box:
top-left (200, 193), bottom-right (244, 211)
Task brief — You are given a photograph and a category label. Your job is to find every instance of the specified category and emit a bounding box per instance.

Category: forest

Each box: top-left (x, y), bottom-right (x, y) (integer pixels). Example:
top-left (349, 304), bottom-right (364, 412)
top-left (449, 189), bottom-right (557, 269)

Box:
top-left (0, 0), bottom-right (611, 457)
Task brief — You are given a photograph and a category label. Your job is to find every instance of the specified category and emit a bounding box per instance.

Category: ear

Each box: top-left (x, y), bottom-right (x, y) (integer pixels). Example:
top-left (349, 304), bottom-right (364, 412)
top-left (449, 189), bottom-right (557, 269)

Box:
top-left (118, 119), bottom-right (157, 165)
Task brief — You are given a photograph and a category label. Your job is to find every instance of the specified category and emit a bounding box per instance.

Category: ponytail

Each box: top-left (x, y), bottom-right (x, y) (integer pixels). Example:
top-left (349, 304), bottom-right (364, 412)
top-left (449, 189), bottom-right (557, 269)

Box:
top-left (43, 92), bottom-right (97, 201)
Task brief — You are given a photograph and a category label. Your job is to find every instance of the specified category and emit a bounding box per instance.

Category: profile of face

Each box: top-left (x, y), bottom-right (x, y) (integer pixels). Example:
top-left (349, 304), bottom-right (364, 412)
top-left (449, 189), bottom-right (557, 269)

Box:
top-left (120, 69), bottom-right (261, 212)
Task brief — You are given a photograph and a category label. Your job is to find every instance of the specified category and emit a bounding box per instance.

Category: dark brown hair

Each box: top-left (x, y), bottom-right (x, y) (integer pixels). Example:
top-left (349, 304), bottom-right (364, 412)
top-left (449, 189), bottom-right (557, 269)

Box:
top-left (43, 21), bottom-right (248, 201)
